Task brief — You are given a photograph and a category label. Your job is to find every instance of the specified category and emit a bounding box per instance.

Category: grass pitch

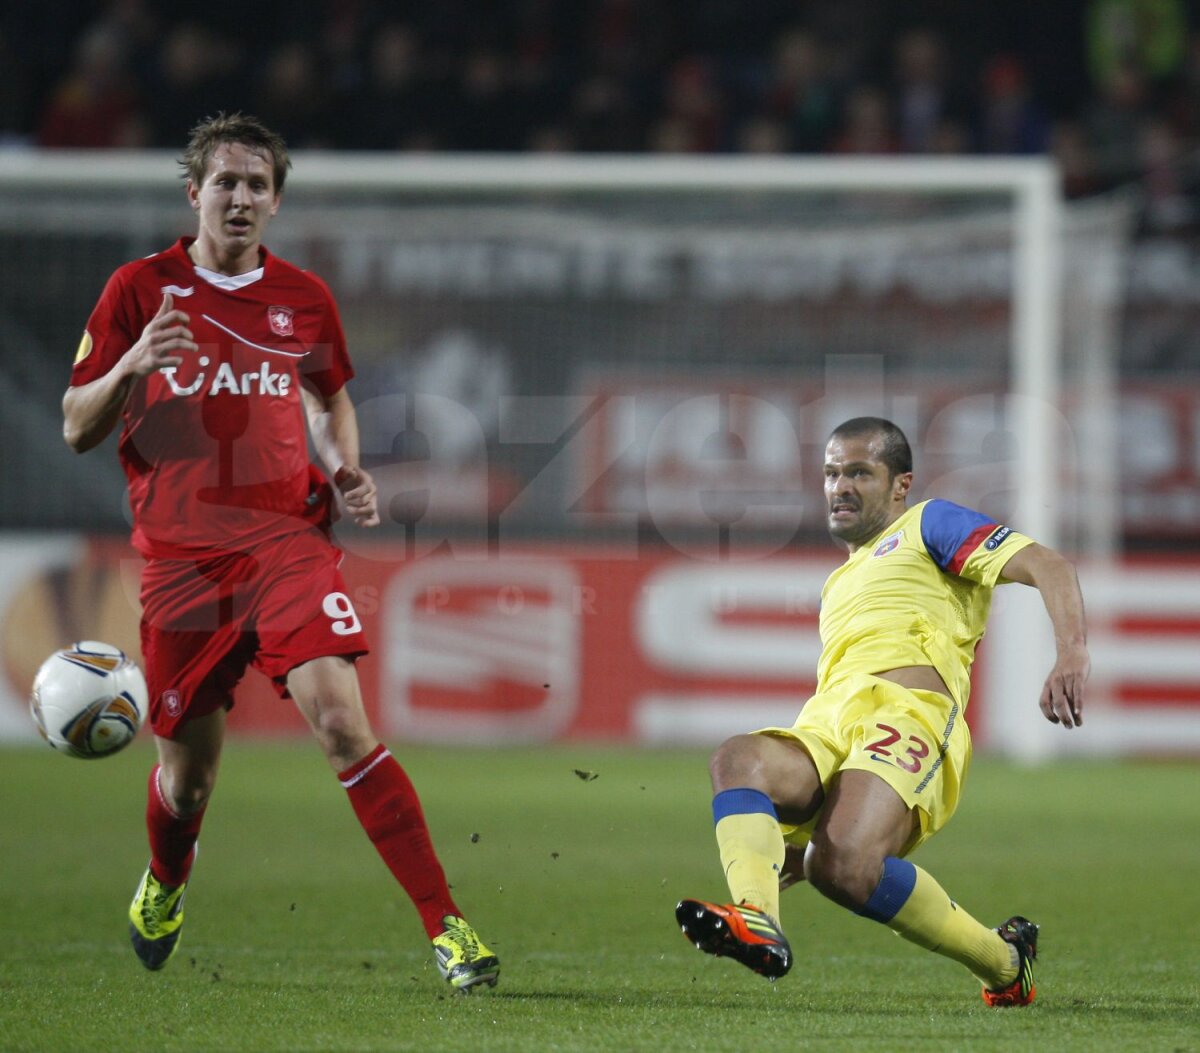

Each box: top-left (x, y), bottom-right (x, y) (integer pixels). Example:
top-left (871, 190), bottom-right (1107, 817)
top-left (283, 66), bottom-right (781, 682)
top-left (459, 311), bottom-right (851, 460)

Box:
top-left (1, 742), bottom-right (1197, 1052)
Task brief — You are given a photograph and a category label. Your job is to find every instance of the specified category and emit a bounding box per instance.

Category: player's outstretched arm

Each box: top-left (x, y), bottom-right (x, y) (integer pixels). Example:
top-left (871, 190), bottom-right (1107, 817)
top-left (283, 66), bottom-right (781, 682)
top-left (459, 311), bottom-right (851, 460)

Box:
top-left (63, 293), bottom-right (196, 453)
top-left (302, 384), bottom-right (379, 528)
top-left (999, 542), bottom-right (1089, 729)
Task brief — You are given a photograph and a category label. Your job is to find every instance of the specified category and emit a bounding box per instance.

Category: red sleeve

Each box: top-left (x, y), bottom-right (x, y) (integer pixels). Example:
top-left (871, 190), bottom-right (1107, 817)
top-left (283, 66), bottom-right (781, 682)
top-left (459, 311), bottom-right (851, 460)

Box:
top-left (300, 275), bottom-right (354, 397)
top-left (69, 267), bottom-right (142, 387)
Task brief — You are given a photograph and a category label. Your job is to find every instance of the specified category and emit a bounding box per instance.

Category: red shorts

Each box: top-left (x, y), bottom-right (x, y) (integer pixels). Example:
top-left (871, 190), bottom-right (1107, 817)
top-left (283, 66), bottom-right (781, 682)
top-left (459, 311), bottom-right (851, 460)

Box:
top-left (139, 529), bottom-right (369, 738)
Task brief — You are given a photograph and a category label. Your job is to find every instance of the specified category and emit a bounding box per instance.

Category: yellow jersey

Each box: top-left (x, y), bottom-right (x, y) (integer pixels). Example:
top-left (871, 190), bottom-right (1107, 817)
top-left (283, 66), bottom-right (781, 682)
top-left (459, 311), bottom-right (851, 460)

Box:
top-left (816, 499), bottom-right (1034, 709)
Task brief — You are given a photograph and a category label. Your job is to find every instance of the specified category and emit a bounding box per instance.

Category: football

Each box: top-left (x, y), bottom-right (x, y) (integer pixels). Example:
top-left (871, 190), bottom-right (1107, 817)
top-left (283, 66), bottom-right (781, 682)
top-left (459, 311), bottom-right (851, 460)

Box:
top-left (30, 641), bottom-right (147, 759)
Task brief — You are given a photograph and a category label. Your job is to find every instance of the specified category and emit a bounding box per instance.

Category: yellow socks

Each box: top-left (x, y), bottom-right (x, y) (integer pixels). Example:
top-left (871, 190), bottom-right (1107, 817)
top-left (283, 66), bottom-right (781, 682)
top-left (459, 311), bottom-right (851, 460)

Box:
top-left (712, 788), bottom-right (786, 922)
top-left (857, 856), bottom-right (1016, 988)
top-left (710, 795), bottom-right (1016, 988)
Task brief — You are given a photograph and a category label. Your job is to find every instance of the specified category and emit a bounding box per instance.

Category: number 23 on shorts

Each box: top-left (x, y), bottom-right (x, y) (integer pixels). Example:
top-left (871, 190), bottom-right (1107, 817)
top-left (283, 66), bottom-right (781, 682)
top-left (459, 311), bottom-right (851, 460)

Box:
top-left (865, 723), bottom-right (931, 774)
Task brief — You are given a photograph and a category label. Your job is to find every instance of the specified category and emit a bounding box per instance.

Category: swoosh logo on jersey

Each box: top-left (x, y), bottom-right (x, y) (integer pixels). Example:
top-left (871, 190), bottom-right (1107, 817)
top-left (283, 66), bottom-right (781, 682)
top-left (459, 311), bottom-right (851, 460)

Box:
top-left (201, 313), bottom-right (307, 358)
top-left (161, 284), bottom-right (195, 297)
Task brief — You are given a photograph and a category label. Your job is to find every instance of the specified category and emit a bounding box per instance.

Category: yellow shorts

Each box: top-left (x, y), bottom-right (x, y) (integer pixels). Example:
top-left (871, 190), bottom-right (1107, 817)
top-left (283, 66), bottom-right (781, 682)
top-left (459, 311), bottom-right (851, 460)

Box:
top-left (754, 673), bottom-right (971, 856)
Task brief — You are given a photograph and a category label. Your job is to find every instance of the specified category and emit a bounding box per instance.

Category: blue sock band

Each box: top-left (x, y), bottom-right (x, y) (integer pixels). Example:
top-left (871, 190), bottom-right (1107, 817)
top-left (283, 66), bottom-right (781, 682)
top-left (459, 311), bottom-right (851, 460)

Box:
top-left (712, 787), bottom-right (777, 825)
top-left (856, 856), bottom-right (917, 923)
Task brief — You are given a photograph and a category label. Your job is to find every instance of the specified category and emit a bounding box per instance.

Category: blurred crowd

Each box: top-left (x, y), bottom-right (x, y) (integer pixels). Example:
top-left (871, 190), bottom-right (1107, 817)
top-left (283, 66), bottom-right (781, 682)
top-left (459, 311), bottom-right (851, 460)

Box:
top-left (3, 0), bottom-right (1200, 214)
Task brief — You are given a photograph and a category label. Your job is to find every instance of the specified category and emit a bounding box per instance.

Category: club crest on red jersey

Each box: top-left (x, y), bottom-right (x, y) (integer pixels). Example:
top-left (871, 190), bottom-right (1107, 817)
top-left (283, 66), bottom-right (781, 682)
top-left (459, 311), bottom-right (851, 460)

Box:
top-left (873, 530), bottom-right (903, 557)
top-left (267, 305), bottom-right (294, 336)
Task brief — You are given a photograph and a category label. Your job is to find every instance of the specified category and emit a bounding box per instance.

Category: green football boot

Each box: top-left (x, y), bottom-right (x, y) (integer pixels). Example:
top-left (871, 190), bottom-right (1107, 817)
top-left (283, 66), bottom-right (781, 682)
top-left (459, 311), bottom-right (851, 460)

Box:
top-left (432, 915), bottom-right (500, 993)
top-left (128, 865), bottom-right (187, 971)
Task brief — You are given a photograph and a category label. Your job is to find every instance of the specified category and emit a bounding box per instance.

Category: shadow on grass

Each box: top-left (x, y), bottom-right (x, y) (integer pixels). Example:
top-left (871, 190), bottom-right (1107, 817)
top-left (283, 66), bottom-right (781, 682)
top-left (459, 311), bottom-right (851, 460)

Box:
top-left (482, 987), bottom-right (862, 1013)
top-left (1046, 996), bottom-right (1200, 1019)
top-left (483, 987), bottom-right (1200, 1024)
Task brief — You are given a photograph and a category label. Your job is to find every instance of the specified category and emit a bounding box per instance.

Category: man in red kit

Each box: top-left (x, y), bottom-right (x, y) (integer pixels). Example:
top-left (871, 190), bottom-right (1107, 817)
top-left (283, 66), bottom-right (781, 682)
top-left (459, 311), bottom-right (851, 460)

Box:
top-left (61, 113), bottom-right (499, 992)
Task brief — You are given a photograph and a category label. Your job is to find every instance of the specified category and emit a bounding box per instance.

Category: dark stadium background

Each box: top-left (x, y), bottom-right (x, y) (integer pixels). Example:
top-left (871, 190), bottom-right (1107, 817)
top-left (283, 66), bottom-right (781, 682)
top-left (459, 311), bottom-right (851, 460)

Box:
top-left (0, 1), bottom-right (1173, 180)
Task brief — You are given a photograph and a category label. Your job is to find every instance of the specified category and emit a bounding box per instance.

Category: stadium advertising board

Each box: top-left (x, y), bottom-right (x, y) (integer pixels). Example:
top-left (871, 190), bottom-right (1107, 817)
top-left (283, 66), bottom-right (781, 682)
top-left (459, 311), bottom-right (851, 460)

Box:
top-left (0, 538), bottom-right (1199, 755)
top-left (569, 376), bottom-right (1200, 544)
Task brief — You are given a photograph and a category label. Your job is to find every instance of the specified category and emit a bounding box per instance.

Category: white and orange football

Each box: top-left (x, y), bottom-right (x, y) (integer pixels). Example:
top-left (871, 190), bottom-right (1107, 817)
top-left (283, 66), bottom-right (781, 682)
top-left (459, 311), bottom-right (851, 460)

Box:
top-left (30, 641), bottom-right (147, 759)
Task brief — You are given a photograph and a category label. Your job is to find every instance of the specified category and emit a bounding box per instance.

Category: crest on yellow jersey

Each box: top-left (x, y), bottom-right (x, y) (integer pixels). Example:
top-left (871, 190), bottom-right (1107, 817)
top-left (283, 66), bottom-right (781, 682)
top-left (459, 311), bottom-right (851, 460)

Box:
top-left (873, 530), bottom-right (903, 557)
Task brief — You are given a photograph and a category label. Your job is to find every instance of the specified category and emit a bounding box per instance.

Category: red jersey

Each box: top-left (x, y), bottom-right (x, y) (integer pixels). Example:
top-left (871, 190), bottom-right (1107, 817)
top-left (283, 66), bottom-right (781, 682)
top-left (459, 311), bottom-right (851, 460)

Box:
top-left (71, 238), bottom-right (354, 559)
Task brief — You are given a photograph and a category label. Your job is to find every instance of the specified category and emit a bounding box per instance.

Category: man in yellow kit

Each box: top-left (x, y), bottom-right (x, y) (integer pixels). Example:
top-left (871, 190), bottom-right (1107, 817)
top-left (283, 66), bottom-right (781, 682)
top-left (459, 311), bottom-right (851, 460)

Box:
top-left (676, 416), bottom-right (1088, 1006)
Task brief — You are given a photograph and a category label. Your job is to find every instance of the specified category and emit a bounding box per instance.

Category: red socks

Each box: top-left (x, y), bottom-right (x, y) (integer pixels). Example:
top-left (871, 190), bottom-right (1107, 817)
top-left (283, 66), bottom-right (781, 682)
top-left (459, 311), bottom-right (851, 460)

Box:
top-left (145, 747), bottom-right (459, 938)
top-left (145, 764), bottom-right (204, 887)
top-left (339, 744), bottom-right (460, 938)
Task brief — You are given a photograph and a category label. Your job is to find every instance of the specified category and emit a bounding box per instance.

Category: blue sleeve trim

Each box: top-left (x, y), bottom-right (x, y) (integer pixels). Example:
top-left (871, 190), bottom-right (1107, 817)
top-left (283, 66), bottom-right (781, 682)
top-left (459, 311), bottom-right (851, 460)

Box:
top-left (920, 500), bottom-right (996, 570)
top-left (712, 788), bottom-right (777, 825)
top-left (855, 856), bottom-right (917, 923)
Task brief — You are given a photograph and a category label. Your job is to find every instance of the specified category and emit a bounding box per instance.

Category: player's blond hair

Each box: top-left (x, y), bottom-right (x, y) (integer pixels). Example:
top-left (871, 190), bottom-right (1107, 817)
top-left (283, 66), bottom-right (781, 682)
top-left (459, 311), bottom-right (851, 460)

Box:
top-left (179, 112), bottom-right (291, 192)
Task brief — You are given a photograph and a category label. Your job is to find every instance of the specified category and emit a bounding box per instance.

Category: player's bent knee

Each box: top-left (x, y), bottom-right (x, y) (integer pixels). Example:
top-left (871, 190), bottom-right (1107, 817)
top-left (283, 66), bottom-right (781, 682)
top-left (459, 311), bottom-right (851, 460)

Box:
top-left (709, 734), bottom-right (813, 802)
top-left (161, 771), bottom-right (215, 816)
top-left (804, 840), bottom-right (881, 910)
top-left (709, 734), bottom-right (771, 790)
